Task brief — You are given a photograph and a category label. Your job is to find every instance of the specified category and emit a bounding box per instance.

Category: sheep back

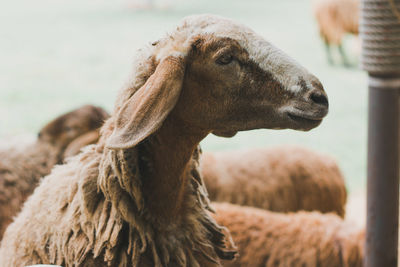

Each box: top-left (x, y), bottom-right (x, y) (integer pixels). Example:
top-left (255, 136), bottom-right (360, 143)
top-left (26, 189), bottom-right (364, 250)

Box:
top-left (212, 202), bottom-right (364, 267)
top-left (201, 145), bottom-right (347, 217)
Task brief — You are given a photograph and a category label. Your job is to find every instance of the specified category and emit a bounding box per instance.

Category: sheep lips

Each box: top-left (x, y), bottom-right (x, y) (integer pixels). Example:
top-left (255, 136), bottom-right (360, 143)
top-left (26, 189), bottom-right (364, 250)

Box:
top-left (212, 130), bottom-right (238, 137)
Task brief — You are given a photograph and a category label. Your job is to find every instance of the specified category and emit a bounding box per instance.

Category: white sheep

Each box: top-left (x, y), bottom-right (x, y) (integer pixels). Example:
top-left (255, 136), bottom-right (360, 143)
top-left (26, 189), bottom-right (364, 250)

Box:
top-left (0, 105), bottom-right (108, 239)
top-left (202, 145), bottom-right (347, 217)
top-left (0, 14), bottom-right (328, 266)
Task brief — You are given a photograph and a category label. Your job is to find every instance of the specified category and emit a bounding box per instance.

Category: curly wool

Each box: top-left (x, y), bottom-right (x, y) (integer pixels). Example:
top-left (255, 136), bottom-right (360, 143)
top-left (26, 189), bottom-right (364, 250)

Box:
top-left (0, 134), bottom-right (233, 266)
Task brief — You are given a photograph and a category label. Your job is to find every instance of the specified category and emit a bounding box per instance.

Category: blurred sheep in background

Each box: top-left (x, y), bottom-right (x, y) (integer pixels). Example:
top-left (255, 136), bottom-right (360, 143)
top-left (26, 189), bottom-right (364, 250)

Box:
top-left (202, 146), bottom-right (347, 217)
top-left (312, 0), bottom-right (360, 66)
top-left (0, 105), bottom-right (108, 239)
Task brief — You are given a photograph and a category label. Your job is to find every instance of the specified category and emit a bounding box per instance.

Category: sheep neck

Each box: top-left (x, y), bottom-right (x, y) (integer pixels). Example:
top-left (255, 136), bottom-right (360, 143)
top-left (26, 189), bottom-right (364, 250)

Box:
top-left (139, 116), bottom-right (207, 226)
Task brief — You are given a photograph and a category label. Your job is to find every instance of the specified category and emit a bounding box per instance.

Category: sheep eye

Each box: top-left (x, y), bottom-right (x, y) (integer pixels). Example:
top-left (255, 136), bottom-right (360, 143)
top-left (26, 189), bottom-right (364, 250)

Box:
top-left (216, 55), bottom-right (233, 65)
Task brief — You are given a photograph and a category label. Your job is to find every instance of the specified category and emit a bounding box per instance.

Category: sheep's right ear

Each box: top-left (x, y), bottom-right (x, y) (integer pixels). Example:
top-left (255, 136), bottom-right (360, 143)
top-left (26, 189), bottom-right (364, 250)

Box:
top-left (106, 56), bottom-right (186, 149)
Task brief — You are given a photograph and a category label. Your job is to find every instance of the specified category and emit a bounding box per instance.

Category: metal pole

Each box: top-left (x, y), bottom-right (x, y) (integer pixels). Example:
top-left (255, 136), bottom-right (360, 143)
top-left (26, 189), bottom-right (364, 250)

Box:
top-left (361, 0), bottom-right (400, 266)
top-left (366, 77), bottom-right (400, 267)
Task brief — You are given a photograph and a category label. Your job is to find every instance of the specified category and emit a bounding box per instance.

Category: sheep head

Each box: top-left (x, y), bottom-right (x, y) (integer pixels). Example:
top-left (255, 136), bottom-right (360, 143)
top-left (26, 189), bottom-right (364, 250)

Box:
top-left (38, 105), bottom-right (109, 157)
top-left (107, 14), bottom-right (329, 149)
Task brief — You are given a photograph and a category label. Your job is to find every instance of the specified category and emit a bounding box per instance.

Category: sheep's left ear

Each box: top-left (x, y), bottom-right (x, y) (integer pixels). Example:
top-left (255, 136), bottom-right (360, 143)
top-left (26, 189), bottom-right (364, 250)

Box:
top-left (106, 56), bottom-right (186, 149)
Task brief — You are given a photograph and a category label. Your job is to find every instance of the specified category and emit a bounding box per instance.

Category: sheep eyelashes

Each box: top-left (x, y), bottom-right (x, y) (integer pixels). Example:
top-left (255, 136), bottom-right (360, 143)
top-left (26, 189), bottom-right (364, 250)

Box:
top-left (0, 14), bottom-right (328, 267)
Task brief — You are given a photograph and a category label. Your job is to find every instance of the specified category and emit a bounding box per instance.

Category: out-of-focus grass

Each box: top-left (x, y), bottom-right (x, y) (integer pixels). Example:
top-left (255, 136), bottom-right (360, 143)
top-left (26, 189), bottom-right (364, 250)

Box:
top-left (0, 0), bottom-right (367, 191)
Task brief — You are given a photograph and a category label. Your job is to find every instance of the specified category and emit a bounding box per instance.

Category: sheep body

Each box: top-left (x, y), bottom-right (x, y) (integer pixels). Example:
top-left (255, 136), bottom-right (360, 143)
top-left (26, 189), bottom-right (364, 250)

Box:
top-left (0, 142), bottom-right (57, 239)
top-left (202, 145), bottom-right (347, 217)
top-left (212, 202), bottom-right (364, 267)
top-left (1, 137), bottom-right (233, 266)
top-left (312, 0), bottom-right (359, 64)
top-left (0, 105), bottom-right (108, 239)
top-left (313, 0), bottom-right (359, 45)
top-left (0, 147), bottom-right (111, 265)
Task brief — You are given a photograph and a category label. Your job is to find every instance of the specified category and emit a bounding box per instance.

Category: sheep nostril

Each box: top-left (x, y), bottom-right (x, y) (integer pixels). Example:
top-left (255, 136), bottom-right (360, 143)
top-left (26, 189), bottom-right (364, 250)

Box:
top-left (310, 91), bottom-right (328, 107)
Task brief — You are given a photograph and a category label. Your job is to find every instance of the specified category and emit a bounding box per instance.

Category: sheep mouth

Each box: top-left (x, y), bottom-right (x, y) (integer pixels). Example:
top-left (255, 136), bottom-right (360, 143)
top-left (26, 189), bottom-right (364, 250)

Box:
top-left (287, 112), bottom-right (323, 124)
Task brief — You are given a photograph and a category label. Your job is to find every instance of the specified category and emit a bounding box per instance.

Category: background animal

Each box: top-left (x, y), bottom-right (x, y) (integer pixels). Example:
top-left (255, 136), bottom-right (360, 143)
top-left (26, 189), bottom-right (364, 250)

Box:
top-left (0, 105), bottom-right (108, 239)
top-left (202, 145), bottom-right (347, 217)
top-left (312, 0), bottom-right (359, 66)
top-left (37, 104), bottom-right (109, 161)
top-left (212, 202), bottom-right (364, 267)
top-left (63, 130), bottom-right (104, 159)
top-left (0, 14), bottom-right (328, 266)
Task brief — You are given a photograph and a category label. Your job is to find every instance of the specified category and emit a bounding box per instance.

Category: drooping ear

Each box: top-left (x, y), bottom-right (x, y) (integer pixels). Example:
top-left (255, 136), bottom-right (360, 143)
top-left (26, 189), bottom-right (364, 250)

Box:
top-left (106, 56), bottom-right (186, 149)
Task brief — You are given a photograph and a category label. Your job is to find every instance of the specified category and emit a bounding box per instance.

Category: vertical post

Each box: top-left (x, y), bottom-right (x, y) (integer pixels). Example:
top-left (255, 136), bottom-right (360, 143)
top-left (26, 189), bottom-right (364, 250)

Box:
top-left (361, 0), bottom-right (400, 266)
top-left (366, 77), bottom-right (400, 267)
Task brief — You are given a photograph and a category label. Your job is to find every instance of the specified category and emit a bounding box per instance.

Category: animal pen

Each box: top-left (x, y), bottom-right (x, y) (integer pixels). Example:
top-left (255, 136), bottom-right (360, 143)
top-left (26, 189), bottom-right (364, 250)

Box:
top-left (361, 0), bottom-right (400, 266)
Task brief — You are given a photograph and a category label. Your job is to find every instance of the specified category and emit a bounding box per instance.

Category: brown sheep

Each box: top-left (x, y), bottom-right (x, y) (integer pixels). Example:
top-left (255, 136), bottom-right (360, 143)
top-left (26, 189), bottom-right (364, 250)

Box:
top-left (0, 105), bottom-right (108, 239)
top-left (201, 145), bottom-right (347, 217)
top-left (38, 104), bottom-right (109, 162)
top-left (212, 202), bottom-right (364, 267)
top-left (0, 14), bottom-right (329, 266)
top-left (63, 130), bottom-right (103, 159)
top-left (312, 0), bottom-right (359, 66)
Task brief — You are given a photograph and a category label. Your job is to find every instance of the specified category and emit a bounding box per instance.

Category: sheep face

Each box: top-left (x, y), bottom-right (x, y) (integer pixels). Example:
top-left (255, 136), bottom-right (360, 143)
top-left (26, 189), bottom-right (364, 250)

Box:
top-left (106, 15), bottom-right (329, 149)
top-left (169, 15), bottom-right (329, 137)
top-left (38, 105), bottom-right (109, 155)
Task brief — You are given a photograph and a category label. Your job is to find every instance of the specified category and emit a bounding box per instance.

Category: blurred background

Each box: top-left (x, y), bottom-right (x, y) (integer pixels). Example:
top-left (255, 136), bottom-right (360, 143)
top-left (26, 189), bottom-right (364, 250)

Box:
top-left (0, 0), bottom-right (366, 196)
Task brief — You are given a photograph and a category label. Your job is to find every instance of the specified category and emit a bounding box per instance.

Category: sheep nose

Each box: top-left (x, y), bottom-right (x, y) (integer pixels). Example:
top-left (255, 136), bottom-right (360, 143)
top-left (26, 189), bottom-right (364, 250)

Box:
top-left (309, 90), bottom-right (329, 108)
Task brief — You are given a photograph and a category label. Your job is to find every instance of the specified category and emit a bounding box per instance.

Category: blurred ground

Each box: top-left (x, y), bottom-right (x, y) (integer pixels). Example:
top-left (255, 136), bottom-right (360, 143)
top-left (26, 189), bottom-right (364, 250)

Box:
top-left (0, 0), bottom-right (367, 197)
